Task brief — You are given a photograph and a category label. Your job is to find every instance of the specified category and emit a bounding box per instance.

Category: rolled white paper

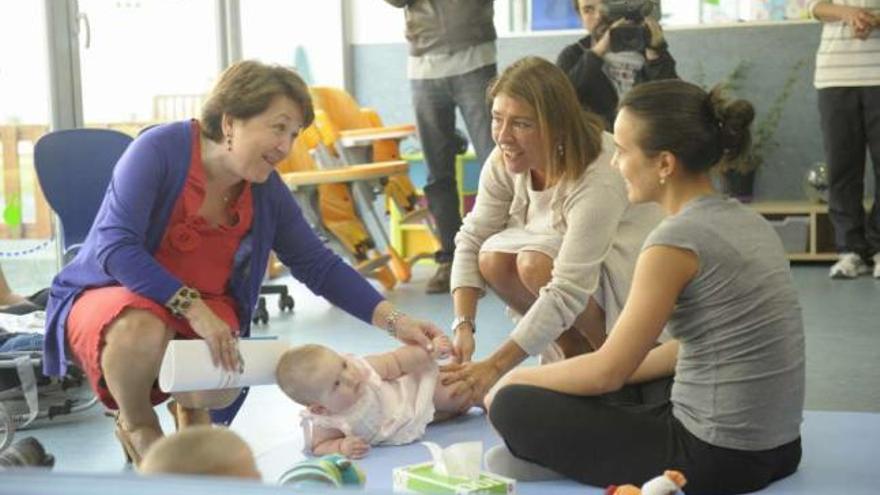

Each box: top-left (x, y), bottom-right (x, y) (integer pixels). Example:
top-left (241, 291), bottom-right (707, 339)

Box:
top-left (159, 339), bottom-right (288, 393)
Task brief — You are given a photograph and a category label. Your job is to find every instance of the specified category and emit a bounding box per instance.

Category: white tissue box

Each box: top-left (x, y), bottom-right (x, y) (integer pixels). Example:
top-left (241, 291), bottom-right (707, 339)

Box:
top-left (393, 462), bottom-right (516, 494)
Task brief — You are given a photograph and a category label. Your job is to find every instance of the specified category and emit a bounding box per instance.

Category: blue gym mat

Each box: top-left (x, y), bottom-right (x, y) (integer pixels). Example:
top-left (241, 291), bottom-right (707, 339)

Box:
top-left (254, 408), bottom-right (880, 494)
top-left (1, 410), bottom-right (876, 494)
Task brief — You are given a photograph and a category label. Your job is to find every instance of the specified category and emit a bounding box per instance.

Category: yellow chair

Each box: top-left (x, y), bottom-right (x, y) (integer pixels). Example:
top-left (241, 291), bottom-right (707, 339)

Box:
top-left (274, 124), bottom-right (407, 290)
top-left (309, 87), bottom-right (439, 279)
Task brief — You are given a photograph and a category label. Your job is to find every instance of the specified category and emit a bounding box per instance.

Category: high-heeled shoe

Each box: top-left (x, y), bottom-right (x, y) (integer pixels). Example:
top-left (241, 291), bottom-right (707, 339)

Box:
top-left (113, 414), bottom-right (143, 467)
top-left (166, 399), bottom-right (211, 431)
top-left (166, 400), bottom-right (180, 432)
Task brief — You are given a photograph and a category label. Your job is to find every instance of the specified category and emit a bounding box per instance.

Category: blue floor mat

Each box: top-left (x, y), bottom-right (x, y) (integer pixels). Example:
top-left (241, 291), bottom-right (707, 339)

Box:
top-left (2, 410), bottom-right (876, 494)
top-left (258, 409), bottom-right (880, 494)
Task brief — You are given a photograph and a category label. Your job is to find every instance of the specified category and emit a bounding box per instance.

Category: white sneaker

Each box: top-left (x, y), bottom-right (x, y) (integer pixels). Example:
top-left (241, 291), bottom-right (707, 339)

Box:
top-left (873, 254), bottom-right (880, 279)
top-left (829, 252), bottom-right (869, 279)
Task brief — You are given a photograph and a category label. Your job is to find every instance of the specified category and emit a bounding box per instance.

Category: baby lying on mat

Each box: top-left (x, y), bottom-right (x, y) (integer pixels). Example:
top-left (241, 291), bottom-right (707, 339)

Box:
top-left (276, 341), bottom-right (469, 458)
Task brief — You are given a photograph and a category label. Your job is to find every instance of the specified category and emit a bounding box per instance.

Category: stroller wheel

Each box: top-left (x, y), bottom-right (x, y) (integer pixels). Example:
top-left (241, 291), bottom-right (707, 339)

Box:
top-left (0, 403), bottom-right (14, 452)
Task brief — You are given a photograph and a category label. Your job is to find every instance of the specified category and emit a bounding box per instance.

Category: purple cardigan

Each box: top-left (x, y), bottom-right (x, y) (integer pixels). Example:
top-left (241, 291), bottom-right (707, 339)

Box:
top-left (43, 122), bottom-right (384, 412)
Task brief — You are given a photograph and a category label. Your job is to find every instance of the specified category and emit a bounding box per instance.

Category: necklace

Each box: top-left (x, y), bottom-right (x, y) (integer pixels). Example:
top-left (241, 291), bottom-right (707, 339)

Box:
top-left (219, 182), bottom-right (243, 205)
top-left (223, 184), bottom-right (240, 204)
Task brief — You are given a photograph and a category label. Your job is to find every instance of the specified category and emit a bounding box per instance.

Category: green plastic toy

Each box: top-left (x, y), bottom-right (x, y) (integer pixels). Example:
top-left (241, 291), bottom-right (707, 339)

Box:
top-left (278, 453), bottom-right (366, 489)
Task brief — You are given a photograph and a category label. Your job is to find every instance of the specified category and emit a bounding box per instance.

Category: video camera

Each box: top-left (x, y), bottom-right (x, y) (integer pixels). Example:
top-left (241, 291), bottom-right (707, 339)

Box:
top-left (602, 0), bottom-right (660, 53)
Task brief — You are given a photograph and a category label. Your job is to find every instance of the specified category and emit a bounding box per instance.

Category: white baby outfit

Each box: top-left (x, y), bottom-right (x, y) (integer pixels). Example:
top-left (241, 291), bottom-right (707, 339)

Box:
top-left (301, 354), bottom-right (438, 450)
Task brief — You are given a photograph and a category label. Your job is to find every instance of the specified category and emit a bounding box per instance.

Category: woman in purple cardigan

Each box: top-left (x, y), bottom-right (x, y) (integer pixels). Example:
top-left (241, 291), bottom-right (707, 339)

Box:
top-left (43, 61), bottom-right (445, 466)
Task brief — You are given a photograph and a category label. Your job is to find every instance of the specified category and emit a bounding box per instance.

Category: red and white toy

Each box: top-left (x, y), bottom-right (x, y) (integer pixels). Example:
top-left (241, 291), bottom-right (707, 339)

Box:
top-left (606, 470), bottom-right (687, 495)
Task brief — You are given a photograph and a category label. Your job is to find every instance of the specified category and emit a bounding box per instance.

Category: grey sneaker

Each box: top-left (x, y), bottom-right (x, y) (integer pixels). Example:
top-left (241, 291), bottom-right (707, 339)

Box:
top-left (484, 445), bottom-right (562, 481)
top-left (425, 262), bottom-right (451, 294)
top-left (829, 252), bottom-right (869, 279)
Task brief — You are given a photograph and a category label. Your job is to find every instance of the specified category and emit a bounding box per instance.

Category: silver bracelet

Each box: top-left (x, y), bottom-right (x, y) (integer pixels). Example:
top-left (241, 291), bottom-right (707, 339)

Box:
top-left (385, 309), bottom-right (404, 338)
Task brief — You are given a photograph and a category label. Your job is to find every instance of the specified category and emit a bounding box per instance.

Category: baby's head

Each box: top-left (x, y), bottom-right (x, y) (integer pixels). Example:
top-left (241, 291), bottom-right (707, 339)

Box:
top-left (139, 426), bottom-right (260, 479)
top-left (276, 344), bottom-right (364, 415)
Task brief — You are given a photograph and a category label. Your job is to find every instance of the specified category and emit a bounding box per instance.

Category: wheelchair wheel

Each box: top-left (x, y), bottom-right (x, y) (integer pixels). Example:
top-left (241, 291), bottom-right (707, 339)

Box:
top-left (252, 297), bottom-right (269, 325)
top-left (278, 294), bottom-right (294, 312)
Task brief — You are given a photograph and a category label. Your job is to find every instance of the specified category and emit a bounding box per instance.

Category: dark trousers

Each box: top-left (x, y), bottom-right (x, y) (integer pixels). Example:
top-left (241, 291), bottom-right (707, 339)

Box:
top-left (818, 86), bottom-right (880, 258)
top-left (411, 64), bottom-right (497, 263)
top-left (489, 383), bottom-right (801, 495)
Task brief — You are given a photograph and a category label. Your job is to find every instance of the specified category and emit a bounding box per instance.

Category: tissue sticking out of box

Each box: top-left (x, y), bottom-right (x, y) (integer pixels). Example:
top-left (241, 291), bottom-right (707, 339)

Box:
top-left (422, 441), bottom-right (482, 480)
top-left (393, 442), bottom-right (516, 494)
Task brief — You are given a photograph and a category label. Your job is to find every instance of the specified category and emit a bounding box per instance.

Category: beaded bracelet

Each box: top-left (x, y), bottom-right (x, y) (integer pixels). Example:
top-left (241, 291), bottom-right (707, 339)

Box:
top-left (385, 309), bottom-right (404, 338)
top-left (166, 286), bottom-right (201, 318)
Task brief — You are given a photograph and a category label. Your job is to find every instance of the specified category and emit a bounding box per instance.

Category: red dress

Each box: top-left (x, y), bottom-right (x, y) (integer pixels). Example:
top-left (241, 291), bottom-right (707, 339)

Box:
top-left (66, 121), bottom-right (253, 409)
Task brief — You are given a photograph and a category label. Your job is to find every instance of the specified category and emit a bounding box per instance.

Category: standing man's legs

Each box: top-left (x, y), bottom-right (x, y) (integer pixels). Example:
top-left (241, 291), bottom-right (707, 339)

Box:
top-left (453, 64), bottom-right (498, 166)
top-left (861, 86), bottom-right (880, 277)
top-left (819, 87), bottom-right (870, 278)
top-left (412, 76), bottom-right (459, 293)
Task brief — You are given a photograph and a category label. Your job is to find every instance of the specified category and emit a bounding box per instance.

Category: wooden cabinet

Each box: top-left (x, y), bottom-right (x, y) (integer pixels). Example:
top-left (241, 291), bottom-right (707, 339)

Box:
top-left (749, 201), bottom-right (837, 262)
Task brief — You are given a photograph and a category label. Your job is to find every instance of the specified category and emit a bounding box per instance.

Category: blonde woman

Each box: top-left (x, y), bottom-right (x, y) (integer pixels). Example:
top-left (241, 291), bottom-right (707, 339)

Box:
top-left (443, 56), bottom-right (665, 406)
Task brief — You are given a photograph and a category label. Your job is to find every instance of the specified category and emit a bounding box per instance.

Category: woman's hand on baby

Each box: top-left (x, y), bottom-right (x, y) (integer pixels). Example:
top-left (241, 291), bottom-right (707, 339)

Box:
top-left (185, 299), bottom-right (240, 372)
top-left (452, 326), bottom-right (475, 363)
top-left (440, 359), bottom-right (502, 407)
top-left (431, 335), bottom-right (453, 359)
top-left (340, 436), bottom-right (370, 459)
top-left (395, 315), bottom-right (446, 353)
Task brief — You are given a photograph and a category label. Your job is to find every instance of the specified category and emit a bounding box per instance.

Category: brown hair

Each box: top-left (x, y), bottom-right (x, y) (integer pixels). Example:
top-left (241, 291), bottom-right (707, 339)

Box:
top-left (618, 80), bottom-right (755, 173)
top-left (201, 60), bottom-right (314, 142)
top-left (140, 426), bottom-right (257, 478)
top-left (488, 56), bottom-right (604, 187)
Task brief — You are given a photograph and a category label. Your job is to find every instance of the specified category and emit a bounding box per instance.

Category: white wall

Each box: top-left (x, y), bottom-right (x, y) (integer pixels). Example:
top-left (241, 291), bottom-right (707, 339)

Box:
top-left (350, 1), bottom-right (407, 44)
top-left (242, 0), bottom-right (345, 87)
top-left (349, 0), bottom-right (516, 45)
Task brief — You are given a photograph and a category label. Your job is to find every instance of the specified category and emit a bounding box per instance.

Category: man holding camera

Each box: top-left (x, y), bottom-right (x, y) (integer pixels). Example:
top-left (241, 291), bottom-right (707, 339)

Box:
top-left (557, 0), bottom-right (677, 130)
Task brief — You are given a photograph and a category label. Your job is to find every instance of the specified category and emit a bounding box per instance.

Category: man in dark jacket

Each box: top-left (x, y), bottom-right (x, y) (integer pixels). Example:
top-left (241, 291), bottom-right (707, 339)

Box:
top-left (557, 0), bottom-right (677, 130)
top-left (385, 0), bottom-right (497, 294)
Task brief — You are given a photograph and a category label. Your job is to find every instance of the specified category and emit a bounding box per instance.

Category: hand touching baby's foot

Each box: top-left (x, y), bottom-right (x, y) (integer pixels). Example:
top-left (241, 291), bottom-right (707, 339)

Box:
top-left (431, 335), bottom-right (452, 360)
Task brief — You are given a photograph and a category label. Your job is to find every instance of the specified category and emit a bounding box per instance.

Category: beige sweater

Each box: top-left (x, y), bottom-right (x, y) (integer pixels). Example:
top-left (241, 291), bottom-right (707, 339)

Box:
top-left (451, 133), bottom-right (664, 356)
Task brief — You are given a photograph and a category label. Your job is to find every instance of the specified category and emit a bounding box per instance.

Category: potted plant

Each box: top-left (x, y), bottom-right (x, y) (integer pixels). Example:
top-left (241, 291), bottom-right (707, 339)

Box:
top-left (696, 58), bottom-right (808, 202)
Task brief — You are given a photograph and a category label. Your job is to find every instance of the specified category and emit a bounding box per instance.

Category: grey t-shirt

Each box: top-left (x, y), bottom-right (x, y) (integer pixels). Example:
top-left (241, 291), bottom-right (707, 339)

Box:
top-left (644, 195), bottom-right (805, 451)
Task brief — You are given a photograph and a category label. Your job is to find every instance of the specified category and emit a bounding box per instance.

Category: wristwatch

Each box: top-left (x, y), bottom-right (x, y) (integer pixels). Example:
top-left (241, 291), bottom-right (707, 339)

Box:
top-left (451, 315), bottom-right (476, 334)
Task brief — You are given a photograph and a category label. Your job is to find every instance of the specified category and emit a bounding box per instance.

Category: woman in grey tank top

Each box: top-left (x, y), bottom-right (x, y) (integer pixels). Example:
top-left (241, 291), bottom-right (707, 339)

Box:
top-left (485, 80), bottom-right (805, 494)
